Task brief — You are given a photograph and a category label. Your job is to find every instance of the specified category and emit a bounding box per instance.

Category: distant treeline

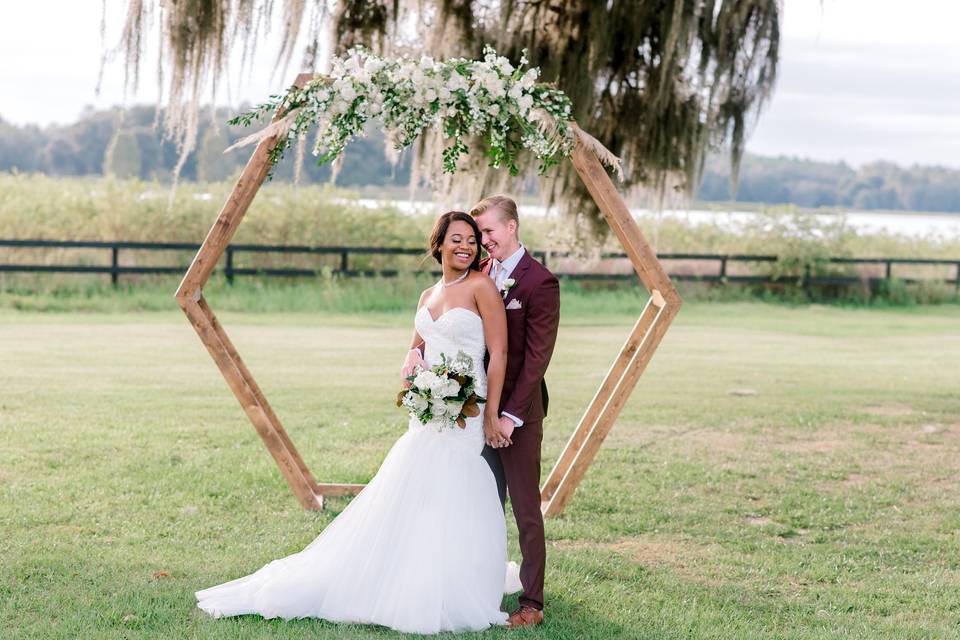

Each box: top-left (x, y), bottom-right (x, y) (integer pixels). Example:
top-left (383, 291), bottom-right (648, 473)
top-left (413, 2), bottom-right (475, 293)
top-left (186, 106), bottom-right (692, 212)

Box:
top-left (2, 105), bottom-right (959, 213)
top-left (698, 154), bottom-right (960, 213)
top-left (0, 105), bottom-right (412, 187)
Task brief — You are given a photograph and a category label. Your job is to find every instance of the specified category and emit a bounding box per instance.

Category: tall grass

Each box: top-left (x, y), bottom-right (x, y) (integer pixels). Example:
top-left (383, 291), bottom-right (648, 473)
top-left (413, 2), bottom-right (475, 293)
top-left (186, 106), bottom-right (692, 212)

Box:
top-left (1, 174), bottom-right (958, 306)
top-left (4, 173), bottom-right (960, 257)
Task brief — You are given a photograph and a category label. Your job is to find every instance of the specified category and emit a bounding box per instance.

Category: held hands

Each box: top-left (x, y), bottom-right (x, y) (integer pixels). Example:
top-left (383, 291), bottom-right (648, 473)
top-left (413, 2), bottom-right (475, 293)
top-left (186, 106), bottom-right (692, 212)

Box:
top-left (484, 413), bottom-right (514, 449)
top-left (497, 416), bottom-right (516, 444)
top-left (401, 348), bottom-right (426, 388)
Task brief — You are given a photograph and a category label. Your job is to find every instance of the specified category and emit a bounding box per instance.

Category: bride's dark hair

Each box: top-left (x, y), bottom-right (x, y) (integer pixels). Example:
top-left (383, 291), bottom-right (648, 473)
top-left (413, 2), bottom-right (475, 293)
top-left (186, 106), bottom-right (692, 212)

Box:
top-left (428, 211), bottom-right (483, 271)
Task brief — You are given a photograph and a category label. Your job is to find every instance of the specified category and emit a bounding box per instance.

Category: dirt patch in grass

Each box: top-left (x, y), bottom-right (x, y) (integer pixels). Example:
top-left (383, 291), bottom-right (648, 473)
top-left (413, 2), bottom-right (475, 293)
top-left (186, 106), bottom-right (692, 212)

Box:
top-left (776, 436), bottom-right (847, 453)
top-left (862, 403), bottom-right (916, 417)
top-left (606, 426), bottom-right (751, 455)
top-left (809, 421), bottom-right (960, 501)
top-left (840, 472), bottom-right (869, 487)
top-left (552, 535), bottom-right (722, 577)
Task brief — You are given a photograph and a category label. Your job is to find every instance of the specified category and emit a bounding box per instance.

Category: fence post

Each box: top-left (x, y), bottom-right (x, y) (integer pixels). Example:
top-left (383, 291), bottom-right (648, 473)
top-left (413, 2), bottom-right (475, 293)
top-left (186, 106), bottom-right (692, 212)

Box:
top-left (719, 256), bottom-right (728, 280)
top-left (340, 250), bottom-right (349, 273)
top-left (111, 245), bottom-right (119, 286)
top-left (885, 260), bottom-right (892, 281)
top-left (956, 262), bottom-right (960, 292)
top-left (226, 246), bottom-right (235, 285)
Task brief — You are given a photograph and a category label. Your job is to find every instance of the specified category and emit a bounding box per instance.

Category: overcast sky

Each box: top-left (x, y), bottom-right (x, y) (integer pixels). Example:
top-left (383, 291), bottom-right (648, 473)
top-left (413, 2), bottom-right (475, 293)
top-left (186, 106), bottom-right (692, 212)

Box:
top-left (1, 0), bottom-right (958, 169)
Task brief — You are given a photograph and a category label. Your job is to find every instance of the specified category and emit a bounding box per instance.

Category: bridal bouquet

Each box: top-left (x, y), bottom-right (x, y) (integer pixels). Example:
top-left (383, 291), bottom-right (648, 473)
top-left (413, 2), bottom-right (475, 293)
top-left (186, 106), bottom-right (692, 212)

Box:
top-left (396, 351), bottom-right (485, 430)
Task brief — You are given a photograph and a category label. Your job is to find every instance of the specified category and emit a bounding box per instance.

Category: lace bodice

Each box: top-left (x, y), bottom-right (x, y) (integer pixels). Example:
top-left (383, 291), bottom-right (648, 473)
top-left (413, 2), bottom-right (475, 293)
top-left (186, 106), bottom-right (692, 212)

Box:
top-left (414, 306), bottom-right (487, 396)
top-left (411, 306), bottom-right (487, 448)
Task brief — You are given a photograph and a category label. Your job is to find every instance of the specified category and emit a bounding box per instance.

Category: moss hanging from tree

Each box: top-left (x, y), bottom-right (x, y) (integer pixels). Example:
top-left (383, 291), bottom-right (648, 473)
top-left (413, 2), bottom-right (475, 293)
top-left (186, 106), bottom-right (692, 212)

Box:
top-left (110, 0), bottom-right (779, 239)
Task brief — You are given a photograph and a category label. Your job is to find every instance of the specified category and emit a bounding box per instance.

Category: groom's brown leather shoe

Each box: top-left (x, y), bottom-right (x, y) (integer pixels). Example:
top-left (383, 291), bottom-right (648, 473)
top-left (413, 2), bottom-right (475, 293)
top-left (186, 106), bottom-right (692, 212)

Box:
top-left (506, 605), bottom-right (544, 628)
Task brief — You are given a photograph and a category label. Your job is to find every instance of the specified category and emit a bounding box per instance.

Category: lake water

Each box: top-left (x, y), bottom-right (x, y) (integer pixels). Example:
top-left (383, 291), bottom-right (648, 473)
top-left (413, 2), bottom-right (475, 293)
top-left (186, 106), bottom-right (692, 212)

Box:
top-left (345, 198), bottom-right (960, 239)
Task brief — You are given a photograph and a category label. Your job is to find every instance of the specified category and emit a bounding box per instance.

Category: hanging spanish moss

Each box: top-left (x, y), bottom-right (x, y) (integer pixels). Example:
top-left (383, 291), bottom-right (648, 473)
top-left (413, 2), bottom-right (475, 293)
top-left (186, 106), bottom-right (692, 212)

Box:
top-left (111, 0), bottom-right (779, 239)
top-left (334, 0), bottom-right (780, 240)
top-left (107, 0), bottom-right (313, 186)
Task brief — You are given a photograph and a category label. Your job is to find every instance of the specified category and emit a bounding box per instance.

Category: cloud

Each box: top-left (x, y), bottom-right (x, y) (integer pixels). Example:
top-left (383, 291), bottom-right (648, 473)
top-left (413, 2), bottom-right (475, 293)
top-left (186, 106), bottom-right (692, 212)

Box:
top-left (747, 38), bottom-right (960, 168)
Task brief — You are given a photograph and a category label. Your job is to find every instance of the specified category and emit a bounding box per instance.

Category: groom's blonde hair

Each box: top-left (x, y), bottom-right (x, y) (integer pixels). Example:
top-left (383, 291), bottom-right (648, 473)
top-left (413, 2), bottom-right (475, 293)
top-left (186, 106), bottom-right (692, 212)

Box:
top-left (469, 195), bottom-right (519, 227)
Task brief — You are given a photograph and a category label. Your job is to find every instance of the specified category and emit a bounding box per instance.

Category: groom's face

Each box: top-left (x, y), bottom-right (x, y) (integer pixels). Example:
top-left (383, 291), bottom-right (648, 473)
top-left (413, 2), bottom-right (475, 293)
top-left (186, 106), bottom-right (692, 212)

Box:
top-left (474, 209), bottom-right (517, 262)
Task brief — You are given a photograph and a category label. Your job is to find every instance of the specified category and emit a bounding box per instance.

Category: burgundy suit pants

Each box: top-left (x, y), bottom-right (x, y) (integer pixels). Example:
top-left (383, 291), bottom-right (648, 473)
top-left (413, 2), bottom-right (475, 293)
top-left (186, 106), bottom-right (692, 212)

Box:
top-left (482, 419), bottom-right (545, 610)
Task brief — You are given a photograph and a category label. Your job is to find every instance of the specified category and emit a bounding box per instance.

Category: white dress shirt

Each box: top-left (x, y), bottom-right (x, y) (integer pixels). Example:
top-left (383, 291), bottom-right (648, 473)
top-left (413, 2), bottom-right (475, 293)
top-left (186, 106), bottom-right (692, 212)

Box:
top-left (489, 244), bottom-right (526, 428)
top-left (489, 243), bottom-right (526, 291)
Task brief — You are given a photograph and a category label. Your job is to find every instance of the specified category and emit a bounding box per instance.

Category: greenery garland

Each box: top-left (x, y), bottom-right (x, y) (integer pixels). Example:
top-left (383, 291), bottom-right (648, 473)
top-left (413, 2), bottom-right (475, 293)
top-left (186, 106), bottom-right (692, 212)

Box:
top-left (229, 46), bottom-right (576, 176)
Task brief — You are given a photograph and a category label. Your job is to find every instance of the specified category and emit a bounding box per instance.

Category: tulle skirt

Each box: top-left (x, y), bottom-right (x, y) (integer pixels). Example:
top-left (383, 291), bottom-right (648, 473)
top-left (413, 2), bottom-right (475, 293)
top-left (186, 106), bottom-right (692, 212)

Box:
top-left (196, 418), bottom-right (510, 635)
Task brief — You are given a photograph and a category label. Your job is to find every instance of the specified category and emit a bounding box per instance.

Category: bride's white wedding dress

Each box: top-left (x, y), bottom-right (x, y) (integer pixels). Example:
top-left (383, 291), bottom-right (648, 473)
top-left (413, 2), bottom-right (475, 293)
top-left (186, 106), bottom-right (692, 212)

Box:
top-left (196, 306), bottom-right (511, 634)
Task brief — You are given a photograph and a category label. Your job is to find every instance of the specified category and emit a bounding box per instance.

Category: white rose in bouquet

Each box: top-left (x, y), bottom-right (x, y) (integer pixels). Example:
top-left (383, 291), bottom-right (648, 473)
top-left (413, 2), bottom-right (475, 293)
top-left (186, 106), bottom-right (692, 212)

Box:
top-left (413, 369), bottom-right (438, 390)
top-left (402, 392), bottom-right (428, 413)
top-left (430, 377), bottom-right (452, 399)
top-left (430, 399), bottom-right (448, 417)
top-left (442, 378), bottom-right (461, 397)
top-left (445, 399), bottom-right (465, 417)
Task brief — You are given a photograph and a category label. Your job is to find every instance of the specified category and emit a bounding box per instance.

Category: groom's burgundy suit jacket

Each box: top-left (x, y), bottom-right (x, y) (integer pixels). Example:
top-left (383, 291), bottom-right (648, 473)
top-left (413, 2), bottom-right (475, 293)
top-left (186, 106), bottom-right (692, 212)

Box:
top-left (481, 251), bottom-right (561, 424)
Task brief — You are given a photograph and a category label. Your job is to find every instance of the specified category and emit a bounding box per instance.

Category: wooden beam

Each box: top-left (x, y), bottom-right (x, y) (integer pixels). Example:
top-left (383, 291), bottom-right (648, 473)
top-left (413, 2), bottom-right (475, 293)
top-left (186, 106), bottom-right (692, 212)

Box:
top-left (175, 73), bottom-right (315, 302)
top-left (540, 296), bottom-right (659, 501)
top-left (542, 304), bottom-right (677, 517)
top-left (179, 295), bottom-right (322, 510)
top-left (569, 142), bottom-right (681, 305)
top-left (176, 81), bottom-right (679, 516)
top-left (316, 483), bottom-right (367, 497)
top-left (540, 138), bottom-right (682, 518)
top-left (196, 296), bottom-right (320, 493)
top-left (173, 73), bottom-right (352, 511)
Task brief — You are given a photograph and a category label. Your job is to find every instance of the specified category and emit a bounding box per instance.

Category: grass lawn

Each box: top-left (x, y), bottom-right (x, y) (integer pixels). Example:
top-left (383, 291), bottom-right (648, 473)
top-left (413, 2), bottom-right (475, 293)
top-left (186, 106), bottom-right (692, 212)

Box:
top-left (2, 302), bottom-right (959, 639)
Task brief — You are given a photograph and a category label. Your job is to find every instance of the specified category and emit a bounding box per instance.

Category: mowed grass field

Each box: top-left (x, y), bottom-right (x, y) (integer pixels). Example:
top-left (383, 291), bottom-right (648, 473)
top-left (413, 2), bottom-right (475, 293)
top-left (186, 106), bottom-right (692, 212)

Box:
top-left (2, 302), bottom-right (960, 639)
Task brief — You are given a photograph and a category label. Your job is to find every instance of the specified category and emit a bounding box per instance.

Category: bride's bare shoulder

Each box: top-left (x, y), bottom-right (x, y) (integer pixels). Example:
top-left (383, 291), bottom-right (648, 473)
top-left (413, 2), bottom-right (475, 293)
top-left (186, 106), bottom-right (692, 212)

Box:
top-left (417, 285), bottom-right (437, 309)
top-left (468, 270), bottom-right (499, 300)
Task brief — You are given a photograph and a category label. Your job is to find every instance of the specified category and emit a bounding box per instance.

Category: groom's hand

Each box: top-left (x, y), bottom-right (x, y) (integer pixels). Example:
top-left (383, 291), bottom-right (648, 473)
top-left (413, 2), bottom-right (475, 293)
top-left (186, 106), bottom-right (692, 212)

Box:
top-left (401, 348), bottom-right (426, 387)
top-left (497, 416), bottom-right (515, 446)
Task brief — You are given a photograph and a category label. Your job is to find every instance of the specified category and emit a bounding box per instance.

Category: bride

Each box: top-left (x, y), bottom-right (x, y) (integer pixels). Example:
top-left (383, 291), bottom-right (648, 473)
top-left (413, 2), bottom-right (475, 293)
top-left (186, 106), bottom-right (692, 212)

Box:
top-left (196, 211), bottom-right (513, 634)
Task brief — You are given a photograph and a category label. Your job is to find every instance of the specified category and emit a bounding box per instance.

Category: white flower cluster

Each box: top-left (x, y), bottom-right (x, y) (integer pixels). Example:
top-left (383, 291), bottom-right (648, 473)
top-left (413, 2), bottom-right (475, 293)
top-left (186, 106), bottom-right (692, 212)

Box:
top-left (405, 368), bottom-right (463, 421)
top-left (240, 46), bottom-right (576, 175)
top-left (398, 350), bottom-right (482, 430)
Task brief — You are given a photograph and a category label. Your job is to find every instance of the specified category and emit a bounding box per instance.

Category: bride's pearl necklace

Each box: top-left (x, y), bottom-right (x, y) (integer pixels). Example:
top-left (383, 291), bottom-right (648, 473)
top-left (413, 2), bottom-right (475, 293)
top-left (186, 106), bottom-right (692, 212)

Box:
top-left (441, 270), bottom-right (469, 288)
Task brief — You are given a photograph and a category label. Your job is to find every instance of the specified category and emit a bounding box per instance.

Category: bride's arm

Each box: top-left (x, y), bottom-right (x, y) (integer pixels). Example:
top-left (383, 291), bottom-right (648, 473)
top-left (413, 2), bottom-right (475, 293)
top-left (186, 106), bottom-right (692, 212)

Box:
top-left (401, 287), bottom-right (433, 385)
top-left (474, 275), bottom-right (508, 436)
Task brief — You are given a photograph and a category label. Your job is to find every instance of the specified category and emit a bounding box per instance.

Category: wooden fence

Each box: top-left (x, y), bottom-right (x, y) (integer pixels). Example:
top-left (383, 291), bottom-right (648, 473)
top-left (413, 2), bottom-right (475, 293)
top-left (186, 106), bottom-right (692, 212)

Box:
top-left (2, 239), bottom-right (958, 289)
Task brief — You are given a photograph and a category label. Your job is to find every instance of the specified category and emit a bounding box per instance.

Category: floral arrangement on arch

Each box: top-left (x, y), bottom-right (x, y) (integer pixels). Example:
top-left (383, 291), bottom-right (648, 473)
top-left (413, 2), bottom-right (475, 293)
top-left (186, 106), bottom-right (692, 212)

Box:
top-left (227, 46), bottom-right (586, 176)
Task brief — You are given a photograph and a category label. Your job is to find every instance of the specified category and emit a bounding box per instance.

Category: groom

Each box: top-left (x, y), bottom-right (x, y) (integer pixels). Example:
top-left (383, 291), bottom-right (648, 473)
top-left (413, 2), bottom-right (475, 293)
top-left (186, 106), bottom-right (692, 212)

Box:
top-left (471, 195), bottom-right (560, 629)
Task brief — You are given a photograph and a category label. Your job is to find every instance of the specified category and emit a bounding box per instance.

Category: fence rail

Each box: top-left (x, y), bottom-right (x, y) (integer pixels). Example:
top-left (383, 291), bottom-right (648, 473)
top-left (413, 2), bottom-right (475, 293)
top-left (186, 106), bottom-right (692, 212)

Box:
top-left (2, 239), bottom-right (959, 288)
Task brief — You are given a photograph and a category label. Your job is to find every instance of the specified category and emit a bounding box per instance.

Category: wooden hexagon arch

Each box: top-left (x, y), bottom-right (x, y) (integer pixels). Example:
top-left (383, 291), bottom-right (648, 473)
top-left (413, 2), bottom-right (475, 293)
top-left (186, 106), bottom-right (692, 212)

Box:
top-left (175, 73), bottom-right (681, 517)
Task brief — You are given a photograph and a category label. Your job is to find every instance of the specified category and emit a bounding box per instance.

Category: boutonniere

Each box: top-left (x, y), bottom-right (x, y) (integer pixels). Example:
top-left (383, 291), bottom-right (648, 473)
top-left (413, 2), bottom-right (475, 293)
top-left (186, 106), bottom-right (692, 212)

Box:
top-left (500, 278), bottom-right (516, 298)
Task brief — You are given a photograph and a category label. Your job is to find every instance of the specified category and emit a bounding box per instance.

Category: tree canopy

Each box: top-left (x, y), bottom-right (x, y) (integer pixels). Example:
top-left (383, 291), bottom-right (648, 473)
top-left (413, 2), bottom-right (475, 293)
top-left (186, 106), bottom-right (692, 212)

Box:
top-left (108, 1), bottom-right (780, 233)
